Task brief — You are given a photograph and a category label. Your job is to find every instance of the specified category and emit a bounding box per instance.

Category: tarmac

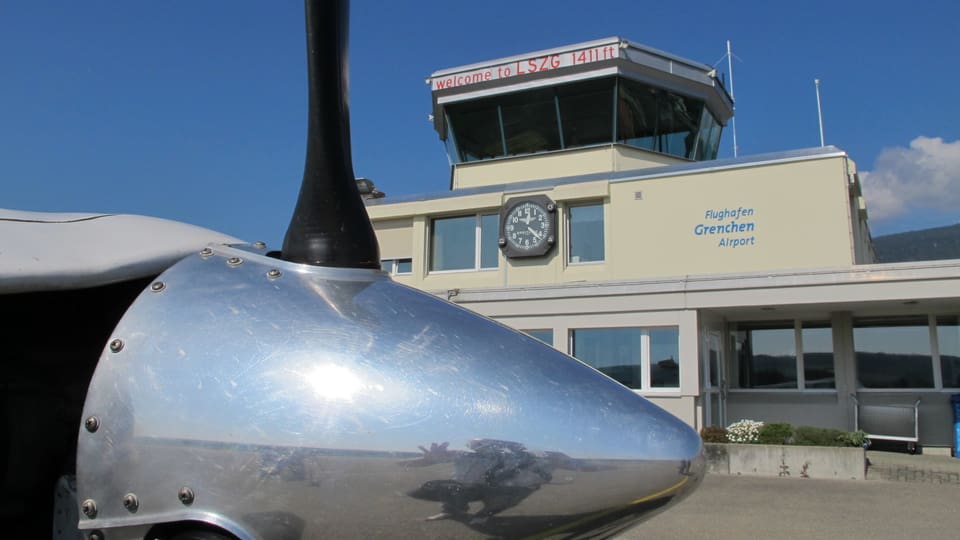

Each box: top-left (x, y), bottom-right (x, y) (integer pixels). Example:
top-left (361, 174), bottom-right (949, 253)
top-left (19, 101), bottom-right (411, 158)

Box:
top-left (627, 450), bottom-right (960, 539)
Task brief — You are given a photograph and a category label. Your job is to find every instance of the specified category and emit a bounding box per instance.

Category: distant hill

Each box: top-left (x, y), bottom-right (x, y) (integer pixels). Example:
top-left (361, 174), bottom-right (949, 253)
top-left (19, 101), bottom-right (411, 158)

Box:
top-left (873, 223), bottom-right (960, 263)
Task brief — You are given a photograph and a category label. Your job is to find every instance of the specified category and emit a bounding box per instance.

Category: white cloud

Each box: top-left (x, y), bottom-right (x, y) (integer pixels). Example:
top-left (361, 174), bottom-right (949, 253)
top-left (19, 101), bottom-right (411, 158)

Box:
top-left (860, 136), bottom-right (960, 221)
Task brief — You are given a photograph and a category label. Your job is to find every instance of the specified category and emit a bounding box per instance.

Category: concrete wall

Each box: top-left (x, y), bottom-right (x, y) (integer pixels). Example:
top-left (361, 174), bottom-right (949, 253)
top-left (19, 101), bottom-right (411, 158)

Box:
top-left (705, 443), bottom-right (866, 480)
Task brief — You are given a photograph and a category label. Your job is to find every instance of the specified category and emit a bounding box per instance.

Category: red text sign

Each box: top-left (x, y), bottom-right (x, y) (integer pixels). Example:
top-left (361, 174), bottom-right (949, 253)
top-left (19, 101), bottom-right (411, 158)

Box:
top-left (431, 44), bottom-right (619, 91)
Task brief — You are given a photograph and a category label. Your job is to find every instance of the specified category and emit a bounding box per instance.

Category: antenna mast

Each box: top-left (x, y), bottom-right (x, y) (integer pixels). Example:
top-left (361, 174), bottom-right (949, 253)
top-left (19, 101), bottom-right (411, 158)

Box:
top-left (726, 40), bottom-right (738, 158)
top-left (815, 78), bottom-right (825, 147)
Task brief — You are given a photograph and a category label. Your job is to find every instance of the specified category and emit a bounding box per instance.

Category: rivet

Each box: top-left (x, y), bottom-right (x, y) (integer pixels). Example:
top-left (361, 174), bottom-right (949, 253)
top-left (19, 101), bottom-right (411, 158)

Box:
top-left (84, 416), bottom-right (100, 433)
top-left (109, 339), bottom-right (124, 353)
top-left (178, 486), bottom-right (195, 505)
top-left (266, 268), bottom-right (282, 279)
top-left (199, 247), bottom-right (214, 258)
top-left (89, 531), bottom-right (104, 540)
top-left (498, 238), bottom-right (507, 247)
top-left (227, 257), bottom-right (243, 267)
top-left (122, 493), bottom-right (139, 513)
top-left (150, 281), bottom-right (166, 293)
top-left (81, 499), bottom-right (98, 518)
top-left (253, 241), bottom-right (267, 249)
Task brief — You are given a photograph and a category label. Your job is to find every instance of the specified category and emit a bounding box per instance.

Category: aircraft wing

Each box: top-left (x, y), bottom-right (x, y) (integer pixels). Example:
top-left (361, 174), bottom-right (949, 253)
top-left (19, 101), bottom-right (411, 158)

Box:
top-left (0, 209), bottom-right (241, 294)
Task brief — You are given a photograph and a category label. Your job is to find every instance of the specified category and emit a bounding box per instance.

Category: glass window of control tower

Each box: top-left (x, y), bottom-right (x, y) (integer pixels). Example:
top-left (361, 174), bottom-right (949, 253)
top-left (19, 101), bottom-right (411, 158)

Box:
top-left (557, 78), bottom-right (615, 147)
top-left (445, 77), bottom-right (719, 163)
top-left (617, 79), bottom-right (705, 159)
top-left (694, 108), bottom-right (722, 161)
top-left (501, 88), bottom-right (561, 156)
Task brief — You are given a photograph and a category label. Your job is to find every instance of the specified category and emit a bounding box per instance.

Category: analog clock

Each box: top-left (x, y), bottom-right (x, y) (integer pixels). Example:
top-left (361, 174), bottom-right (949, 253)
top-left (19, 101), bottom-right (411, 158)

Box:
top-left (499, 195), bottom-right (557, 258)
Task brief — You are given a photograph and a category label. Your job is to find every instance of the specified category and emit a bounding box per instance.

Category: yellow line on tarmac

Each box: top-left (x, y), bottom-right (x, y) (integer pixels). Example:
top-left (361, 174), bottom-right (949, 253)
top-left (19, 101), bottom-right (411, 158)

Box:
top-left (630, 476), bottom-right (690, 504)
top-left (523, 476), bottom-right (691, 540)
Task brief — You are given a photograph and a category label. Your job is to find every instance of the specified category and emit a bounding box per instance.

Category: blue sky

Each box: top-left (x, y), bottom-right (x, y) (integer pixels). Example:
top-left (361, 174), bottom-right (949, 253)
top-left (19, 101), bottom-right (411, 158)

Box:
top-left (2, 1), bottom-right (958, 248)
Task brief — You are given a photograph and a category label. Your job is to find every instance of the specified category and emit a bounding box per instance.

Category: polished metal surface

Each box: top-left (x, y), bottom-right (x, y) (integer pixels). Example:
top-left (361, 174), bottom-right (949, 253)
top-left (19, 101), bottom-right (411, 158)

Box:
top-left (78, 243), bottom-right (703, 539)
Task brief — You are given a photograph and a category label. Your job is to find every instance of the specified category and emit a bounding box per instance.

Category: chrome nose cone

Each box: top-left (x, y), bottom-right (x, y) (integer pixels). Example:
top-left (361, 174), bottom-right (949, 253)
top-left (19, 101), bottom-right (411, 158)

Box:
top-left (78, 246), bottom-right (703, 539)
top-left (385, 285), bottom-right (706, 536)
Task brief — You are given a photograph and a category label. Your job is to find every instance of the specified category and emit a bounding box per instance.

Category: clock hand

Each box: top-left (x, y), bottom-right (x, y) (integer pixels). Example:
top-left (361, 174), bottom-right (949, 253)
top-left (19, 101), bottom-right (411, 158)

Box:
top-left (527, 227), bottom-right (543, 239)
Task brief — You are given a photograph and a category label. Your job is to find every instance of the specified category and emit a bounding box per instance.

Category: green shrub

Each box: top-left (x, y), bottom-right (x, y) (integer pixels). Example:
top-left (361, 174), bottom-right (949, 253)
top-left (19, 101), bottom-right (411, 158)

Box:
top-left (792, 425), bottom-right (848, 447)
top-left (839, 430), bottom-right (870, 448)
top-left (700, 425), bottom-right (729, 443)
top-left (757, 422), bottom-right (794, 445)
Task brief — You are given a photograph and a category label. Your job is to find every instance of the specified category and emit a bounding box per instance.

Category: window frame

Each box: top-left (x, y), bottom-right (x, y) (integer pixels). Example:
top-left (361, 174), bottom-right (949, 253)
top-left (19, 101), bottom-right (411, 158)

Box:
top-left (854, 314), bottom-right (960, 392)
top-left (731, 320), bottom-right (836, 393)
top-left (428, 212), bottom-right (500, 273)
top-left (937, 315), bottom-right (960, 389)
top-left (565, 201), bottom-right (605, 265)
top-left (568, 325), bottom-right (680, 392)
top-left (443, 76), bottom-right (717, 164)
top-left (380, 258), bottom-right (412, 276)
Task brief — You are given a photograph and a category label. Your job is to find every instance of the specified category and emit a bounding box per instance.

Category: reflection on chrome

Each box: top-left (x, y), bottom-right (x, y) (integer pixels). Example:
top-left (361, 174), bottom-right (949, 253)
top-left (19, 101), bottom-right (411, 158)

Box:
top-left (405, 439), bottom-right (604, 524)
top-left (305, 364), bottom-right (364, 402)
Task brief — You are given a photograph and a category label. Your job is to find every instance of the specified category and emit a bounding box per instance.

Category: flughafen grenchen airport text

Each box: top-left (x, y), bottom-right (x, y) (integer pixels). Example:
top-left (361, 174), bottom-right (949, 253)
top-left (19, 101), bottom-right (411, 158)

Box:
top-left (694, 207), bottom-right (756, 248)
top-left (431, 44), bottom-right (619, 91)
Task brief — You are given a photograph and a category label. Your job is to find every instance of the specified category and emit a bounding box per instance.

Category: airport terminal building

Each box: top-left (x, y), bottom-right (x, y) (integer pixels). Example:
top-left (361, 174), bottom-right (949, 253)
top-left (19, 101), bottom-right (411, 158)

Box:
top-left (365, 37), bottom-right (960, 452)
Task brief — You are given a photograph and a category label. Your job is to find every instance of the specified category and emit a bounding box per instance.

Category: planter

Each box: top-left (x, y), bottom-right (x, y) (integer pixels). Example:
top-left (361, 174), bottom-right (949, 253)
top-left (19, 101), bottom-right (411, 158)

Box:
top-left (705, 443), bottom-right (866, 480)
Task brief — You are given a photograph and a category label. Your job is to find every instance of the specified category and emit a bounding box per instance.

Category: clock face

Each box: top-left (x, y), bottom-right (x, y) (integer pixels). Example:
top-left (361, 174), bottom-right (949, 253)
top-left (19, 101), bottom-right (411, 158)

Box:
top-left (499, 196), bottom-right (556, 258)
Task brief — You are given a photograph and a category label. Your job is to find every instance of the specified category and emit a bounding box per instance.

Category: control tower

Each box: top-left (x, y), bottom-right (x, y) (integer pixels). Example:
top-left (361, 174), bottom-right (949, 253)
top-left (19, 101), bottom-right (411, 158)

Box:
top-left (428, 37), bottom-right (734, 189)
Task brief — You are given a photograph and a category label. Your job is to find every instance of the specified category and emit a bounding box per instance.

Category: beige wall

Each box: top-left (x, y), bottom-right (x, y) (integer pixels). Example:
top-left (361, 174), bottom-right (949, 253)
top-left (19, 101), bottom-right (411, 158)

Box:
top-left (451, 144), bottom-right (684, 190)
top-left (367, 153), bottom-right (859, 292)
top-left (606, 157), bottom-right (855, 278)
top-left (373, 218), bottom-right (414, 259)
top-left (645, 396), bottom-right (698, 427)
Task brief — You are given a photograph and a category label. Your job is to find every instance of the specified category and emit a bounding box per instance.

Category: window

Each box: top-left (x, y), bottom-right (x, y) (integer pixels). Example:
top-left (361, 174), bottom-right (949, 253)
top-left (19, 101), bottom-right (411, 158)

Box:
top-left (737, 325), bottom-right (796, 389)
top-left (570, 326), bottom-right (679, 390)
top-left (939, 316), bottom-right (960, 388)
top-left (522, 329), bottom-right (553, 346)
top-left (558, 78), bottom-right (615, 148)
top-left (693, 108), bottom-right (722, 161)
top-left (855, 317), bottom-right (934, 389)
top-left (501, 88), bottom-right (561, 156)
top-left (380, 258), bottom-right (412, 275)
top-left (852, 315), bottom-right (960, 390)
top-left (429, 213), bottom-right (499, 272)
top-left (446, 100), bottom-right (504, 162)
top-left (443, 76), bottom-right (716, 164)
top-left (735, 321), bottom-right (835, 390)
top-left (802, 324), bottom-right (835, 389)
top-left (567, 203), bottom-right (604, 264)
top-left (617, 79), bottom-right (706, 159)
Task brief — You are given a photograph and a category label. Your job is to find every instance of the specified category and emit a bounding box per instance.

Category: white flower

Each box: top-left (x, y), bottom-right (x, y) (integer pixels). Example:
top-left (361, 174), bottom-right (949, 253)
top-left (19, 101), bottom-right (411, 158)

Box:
top-left (726, 419), bottom-right (764, 443)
